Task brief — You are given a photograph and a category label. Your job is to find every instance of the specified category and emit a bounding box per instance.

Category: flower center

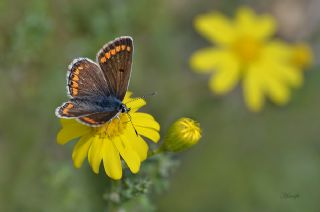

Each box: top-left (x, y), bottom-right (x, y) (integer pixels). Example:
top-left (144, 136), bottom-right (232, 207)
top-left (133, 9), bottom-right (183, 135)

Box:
top-left (232, 36), bottom-right (261, 64)
top-left (95, 114), bottom-right (129, 138)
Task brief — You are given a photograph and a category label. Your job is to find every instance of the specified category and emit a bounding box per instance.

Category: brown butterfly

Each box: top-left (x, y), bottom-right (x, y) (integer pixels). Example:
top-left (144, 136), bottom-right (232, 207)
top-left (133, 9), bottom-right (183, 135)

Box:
top-left (55, 36), bottom-right (133, 126)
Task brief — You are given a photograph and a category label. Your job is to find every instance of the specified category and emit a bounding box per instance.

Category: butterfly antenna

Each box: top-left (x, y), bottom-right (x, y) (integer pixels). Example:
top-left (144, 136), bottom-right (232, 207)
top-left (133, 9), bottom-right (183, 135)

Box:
top-left (141, 91), bottom-right (157, 99)
top-left (125, 92), bottom-right (157, 104)
top-left (126, 112), bottom-right (138, 136)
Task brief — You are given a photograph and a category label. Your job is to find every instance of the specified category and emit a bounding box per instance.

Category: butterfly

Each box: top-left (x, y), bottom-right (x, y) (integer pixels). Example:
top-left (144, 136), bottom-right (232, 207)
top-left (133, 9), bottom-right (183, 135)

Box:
top-left (55, 36), bottom-right (134, 127)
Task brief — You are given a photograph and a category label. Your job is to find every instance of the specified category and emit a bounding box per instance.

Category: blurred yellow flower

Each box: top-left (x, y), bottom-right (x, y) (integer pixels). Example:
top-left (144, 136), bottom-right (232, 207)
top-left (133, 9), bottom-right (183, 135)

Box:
top-left (190, 7), bottom-right (303, 112)
top-left (57, 92), bottom-right (160, 180)
top-left (290, 43), bottom-right (313, 69)
top-left (163, 118), bottom-right (201, 152)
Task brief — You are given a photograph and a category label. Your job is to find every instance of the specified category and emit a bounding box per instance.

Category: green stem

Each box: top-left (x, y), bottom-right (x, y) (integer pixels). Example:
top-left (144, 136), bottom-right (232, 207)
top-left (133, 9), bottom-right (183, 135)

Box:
top-left (148, 146), bottom-right (165, 158)
top-left (106, 180), bottom-right (121, 212)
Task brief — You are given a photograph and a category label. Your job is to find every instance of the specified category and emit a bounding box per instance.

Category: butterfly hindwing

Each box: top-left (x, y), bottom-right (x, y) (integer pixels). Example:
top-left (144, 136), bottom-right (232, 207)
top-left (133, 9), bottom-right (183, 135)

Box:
top-left (96, 36), bottom-right (133, 101)
top-left (67, 58), bottom-right (111, 98)
top-left (56, 99), bottom-right (101, 118)
top-left (56, 100), bottom-right (117, 126)
top-left (78, 111), bottom-right (119, 126)
top-left (56, 95), bottom-right (121, 126)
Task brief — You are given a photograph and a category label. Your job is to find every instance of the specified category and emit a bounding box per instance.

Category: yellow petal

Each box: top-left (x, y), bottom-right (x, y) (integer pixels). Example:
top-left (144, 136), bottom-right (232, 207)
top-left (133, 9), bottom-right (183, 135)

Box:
top-left (57, 119), bottom-right (91, 144)
top-left (194, 12), bottom-right (236, 45)
top-left (236, 7), bottom-right (256, 31)
top-left (123, 91), bottom-right (146, 113)
top-left (262, 41), bottom-right (292, 62)
top-left (131, 112), bottom-right (156, 122)
top-left (253, 15), bottom-right (276, 40)
top-left (243, 67), bottom-right (264, 112)
top-left (124, 128), bottom-right (148, 161)
top-left (123, 91), bottom-right (133, 101)
top-left (272, 63), bottom-right (303, 88)
top-left (131, 112), bottom-right (160, 131)
top-left (260, 46), bottom-right (303, 87)
top-left (190, 48), bottom-right (231, 72)
top-left (125, 98), bottom-right (146, 113)
top-left (112, 136), bottom-right (140, 173)
top-left (235, 7), bottom-right (276, 40)
top-left (102, 139), bottom-right (122, 180)
top-left (136, 126), bottom-right (160, 143)
top-left (263, 76), bottom-right (290, 105)
top-left (88, 136), bottom-right (103, 174)
top-left (209, 54), bottom-right (240, 94)
top-left (60, 119), bottom-right (81, 127)
top-left (235, 7), bottom-right (258, 37)
top-left (72, 134), bottom-right (93, 168)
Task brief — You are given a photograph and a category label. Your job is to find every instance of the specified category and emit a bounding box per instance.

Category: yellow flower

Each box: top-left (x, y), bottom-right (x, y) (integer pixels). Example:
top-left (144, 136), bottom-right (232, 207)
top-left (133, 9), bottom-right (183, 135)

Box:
top-left (57, 92), bottom-right (160, 180)
top-left (163, 118), bottom-right (201, 152)
top-left (190, 7), bottom-right (303, 112)
top-left (290, 43), bottom-right (313, 69)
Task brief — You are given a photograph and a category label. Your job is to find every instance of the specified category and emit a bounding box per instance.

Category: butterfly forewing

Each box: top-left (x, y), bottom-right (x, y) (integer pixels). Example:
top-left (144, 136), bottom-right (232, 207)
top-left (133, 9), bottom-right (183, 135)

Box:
top-left (97, 36), bottom-right (133, 101)
top-left (67, 58), bottom-right (111, 98)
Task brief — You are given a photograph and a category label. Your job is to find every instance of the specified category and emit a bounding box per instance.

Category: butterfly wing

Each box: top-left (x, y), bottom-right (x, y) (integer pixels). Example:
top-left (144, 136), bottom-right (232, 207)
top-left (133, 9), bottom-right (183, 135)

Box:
top-left (56, 36), bottom-right (133, 127)
top-left (77, 112), bottom-right (118, 126)
top-left (96, 36), bottom-right (133, 101)
top-left (56, 98), bottom-right (108, 118)
top-left (66, 58), bottom-right (111, 98)
top-left (56, 98), bottom-right (119, 126)
top-left (56, 58), bottom-right (118, 126)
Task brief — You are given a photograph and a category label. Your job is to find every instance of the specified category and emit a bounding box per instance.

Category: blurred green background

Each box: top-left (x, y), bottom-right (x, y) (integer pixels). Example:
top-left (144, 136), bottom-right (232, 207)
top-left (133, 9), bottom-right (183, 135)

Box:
top-left (1, 0), bottom-right (319, 211)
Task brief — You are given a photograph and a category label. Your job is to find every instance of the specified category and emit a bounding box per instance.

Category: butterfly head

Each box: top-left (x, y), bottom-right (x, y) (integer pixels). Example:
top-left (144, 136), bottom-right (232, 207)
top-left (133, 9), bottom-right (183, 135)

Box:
top-left (119, 103), bottom-right (130, 113)
top-left (119, 103), bottom-right (137, 136)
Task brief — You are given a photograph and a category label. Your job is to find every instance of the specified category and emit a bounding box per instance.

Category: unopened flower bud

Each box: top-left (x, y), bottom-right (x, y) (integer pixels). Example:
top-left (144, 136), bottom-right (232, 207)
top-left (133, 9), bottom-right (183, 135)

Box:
top-left (163, 118), bottom-right (201, 152)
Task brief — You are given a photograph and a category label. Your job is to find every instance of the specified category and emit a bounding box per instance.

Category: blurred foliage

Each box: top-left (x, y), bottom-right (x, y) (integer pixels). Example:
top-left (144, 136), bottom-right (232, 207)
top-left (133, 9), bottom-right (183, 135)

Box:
top-left (0, 0), bottom-right (319, 211)
top-left (103, 155), bottom-right (179, 211)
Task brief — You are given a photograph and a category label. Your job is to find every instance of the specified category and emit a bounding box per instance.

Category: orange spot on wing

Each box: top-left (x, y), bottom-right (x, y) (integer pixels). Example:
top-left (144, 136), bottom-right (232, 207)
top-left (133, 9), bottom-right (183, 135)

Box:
top-left (111, 49), bottom-right (116, 55)
top-left (72, 88), bottom-right (78, 95)
top-left (121, 45), bottom-right (126, 51)
top-left (66, 103), bottom-right (74, 109)
top-left (74, 69), bottom-right (80, 75)
top-left (105, 52), bottom-right (111, 59)
top-left (73, 75), bottom-right (79, 81)
top-left (83, 117), bottom-right (96, 124)
top-left (72, 81), bottom-right (78, 88)
top-left (126, 46), bottom-right (131, 52)
top-left (100, 57), bottom-right (107, 63)
top-left (62, 103), bottom-right (73, 114)
top-left (78, 66), bottom-right (83, 70)
top-left (116, 46), bottom-right (121, 52)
